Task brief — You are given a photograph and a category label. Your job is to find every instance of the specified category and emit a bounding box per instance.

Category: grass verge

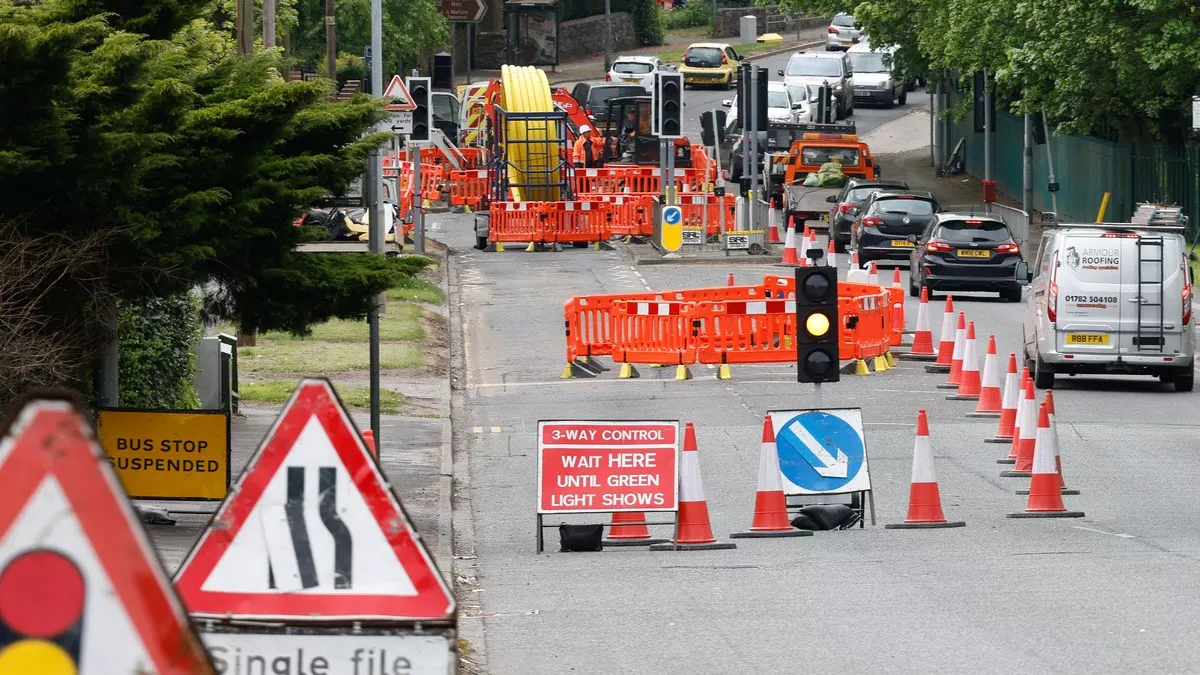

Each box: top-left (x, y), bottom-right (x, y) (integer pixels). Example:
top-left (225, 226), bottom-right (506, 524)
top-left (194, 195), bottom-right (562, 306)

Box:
top-left (240, 380), bottom-right (405, 413)
top-left (388, 276), bottom-right (445, 304)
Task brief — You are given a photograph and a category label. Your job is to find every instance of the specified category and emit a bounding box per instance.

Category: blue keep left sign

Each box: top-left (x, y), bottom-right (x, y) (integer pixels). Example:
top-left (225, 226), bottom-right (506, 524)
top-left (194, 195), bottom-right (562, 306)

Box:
top-left (771, 408), bottom-right (870, 495)
top-left (662, 205), bottom-right (682, 225)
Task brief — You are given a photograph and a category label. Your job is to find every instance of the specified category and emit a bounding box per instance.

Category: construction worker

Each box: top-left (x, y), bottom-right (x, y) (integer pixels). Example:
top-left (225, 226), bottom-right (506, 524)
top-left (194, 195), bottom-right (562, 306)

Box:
top-left (573, 124), bottom-right (599, 168)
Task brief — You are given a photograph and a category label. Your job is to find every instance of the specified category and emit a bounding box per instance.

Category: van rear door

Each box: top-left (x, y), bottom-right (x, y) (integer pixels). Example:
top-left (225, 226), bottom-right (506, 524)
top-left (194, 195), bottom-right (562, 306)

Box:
top-left (1054, 233), bottom-right (1127, 355)
top-left (1118, 232), bottom-right (1185, 356)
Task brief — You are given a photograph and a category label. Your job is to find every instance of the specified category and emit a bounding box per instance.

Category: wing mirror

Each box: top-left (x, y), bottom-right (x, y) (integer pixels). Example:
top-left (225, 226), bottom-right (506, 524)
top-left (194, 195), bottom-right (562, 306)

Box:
top-left (825, 194), bottom-right (838, 203)
top-left (721, 99), bottom-right (732, 107)
top-left (1015, 260), bottom-right (1032, 284)
top-left (777, 68), bottom-right (785, 76)
top-left (1015, 237), bottom-right (1024, 245)
top-left (906, 234), bottom-right (918, 244)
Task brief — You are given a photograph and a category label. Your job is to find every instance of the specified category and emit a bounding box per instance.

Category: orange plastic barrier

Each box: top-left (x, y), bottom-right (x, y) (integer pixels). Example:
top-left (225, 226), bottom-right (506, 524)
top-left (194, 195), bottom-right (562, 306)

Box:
top-left (694, 299), bottom-right (798, 365)
top-left (489, 201), bottom-right (612, 244)
top-left (396, 147), bottom-right (488, 170)
top-left (578, 195), bottom-right (654, 237)
top-left (609, 301), bottom-right (697, 366)
top-left (448, 169), bottom-right (489, 209)
top-left (887, 285), bottom-right (905, 347)
top-left (570, 167), bottom-right (710, 196)
top-left (676, 194), bottom-right (736, 236)
top-left (392, 161), bottom-right (443, 202)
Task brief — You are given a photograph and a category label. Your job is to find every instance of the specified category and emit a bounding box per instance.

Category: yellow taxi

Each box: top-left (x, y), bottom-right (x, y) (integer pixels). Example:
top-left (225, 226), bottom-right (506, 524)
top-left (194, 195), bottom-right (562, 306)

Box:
top-left (678, 42), bottom-right (742, 89)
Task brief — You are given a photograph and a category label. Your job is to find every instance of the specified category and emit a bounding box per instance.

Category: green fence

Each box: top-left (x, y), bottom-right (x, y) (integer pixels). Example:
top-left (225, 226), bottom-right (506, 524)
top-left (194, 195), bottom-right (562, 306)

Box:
top-left (948, 99), bottom-right (1200, 237)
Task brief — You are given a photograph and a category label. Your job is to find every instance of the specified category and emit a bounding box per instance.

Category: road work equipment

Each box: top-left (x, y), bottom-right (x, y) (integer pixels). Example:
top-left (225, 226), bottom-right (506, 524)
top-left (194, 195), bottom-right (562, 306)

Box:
top-left (650, 423), bottom-right (736, 551)
top-left (885, 410), bottom-right (965, 529)
top-left (730, 417), bottom-right (812, 539)
top-left (1007, 403), bottom-right (1085, 518)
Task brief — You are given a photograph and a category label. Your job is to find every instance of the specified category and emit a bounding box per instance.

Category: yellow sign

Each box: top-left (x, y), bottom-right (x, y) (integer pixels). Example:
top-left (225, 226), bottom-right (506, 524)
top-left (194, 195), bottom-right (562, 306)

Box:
top-left (97, 410), bottom-right (230, 500)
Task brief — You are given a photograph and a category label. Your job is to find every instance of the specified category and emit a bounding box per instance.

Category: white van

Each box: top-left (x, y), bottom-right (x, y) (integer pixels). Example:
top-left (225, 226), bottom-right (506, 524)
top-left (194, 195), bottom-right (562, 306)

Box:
top-left (1021, 205), bottom-right (1194, 391)
top-left (846, 42), bottom-right (907, 107)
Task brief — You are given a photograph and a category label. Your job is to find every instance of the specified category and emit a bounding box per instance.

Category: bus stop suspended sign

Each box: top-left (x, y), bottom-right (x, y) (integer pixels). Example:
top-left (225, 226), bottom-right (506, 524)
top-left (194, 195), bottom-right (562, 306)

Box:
top-left (97, 409), bottom-right (231, 500)
top-left (537, 421), bottom-right (680, 513)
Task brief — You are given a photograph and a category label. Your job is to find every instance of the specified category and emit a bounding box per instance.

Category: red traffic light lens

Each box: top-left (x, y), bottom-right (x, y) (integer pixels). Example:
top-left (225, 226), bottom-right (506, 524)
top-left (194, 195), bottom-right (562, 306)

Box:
top-left (0, 550), bottom-right (84, 637)
top-left (803, 349), bottom-right (835, 377)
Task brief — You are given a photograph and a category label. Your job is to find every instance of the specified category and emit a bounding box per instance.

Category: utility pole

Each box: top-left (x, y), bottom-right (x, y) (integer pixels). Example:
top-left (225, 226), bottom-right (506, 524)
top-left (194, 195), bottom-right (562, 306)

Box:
top-left (263, 0), bottom-right (276, 49)
top-left (603, 0), bottom-right (613, 73)
top-left (982, 68), bottom-right (992, 184)
top-left (367, 0), bottom-right (384, 444)
top-left (325, 0), bottom-right (338, 80)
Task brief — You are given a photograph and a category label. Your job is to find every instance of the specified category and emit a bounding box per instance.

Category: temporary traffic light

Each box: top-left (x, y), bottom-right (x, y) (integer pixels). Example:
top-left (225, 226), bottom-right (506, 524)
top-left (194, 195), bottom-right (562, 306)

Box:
top-left (407, 76), bottom-right (431, 142)
top-left (795, 266), bottom-right (840, 384)
top-left (755, 66), bottom-right (769, 132)
top-left (656, 72), bottom-right (683, 139)
top-left (0, 549), bottom-right (85, 672)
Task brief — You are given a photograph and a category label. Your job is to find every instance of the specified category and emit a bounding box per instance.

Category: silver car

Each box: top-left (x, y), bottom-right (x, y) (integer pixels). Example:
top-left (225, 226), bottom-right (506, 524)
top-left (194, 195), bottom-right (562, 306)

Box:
top-left (826, 13), bottom-right (862, 51)
top-left (780, 52), bottom-right (854, 119)
top-left (847, 43), bottom-right (907, 107)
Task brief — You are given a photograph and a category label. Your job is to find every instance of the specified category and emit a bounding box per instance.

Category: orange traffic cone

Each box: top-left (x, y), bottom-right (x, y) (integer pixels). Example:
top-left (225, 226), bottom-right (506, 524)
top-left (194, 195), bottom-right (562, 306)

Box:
top-left (1008, 403), bottom-right (1085, 518)
top-left (603, 511), bottom-right (669, 546)
top-left (767, 198), bottom-right (782, 244)
top-left (779, 218), bottom-right (800, 266)
top-left (1017, 391), bottom-right (1080, 496)
top-left (650, 423), bottom-right (737, 551)
top-left (1000, 380), bottom-right (1038, 476)
top-left (850, 250), bottom-right (860, 269)
top-left (904, 286), bottom-right (937, 360)
top-left (867, 261), bottom-right (879, 286)
top-left (727, 272), bottom-right (735, 286)
top-left (891, 267), bottom-right (902, 287)
top-left (731, 418), bottom-right (812, 539)
top-left (928, 296), bottom-right (955, 372)
top-left (800, 226), bottom-right (814, 266)
top-left (969, 336), bottom-right (1003, 415)
top-left (885, 410), bottom-right (966, 529)
top-left (939, 312), bottom-right (967, 389)
top-left (826, 236), bottom-right (837, 270)
top-left (987, 360), bottom-right (1024, 447)
top-left (362, 429), bottom-right (378, 459)
top-left (948, 322), bottom-right (982, 400)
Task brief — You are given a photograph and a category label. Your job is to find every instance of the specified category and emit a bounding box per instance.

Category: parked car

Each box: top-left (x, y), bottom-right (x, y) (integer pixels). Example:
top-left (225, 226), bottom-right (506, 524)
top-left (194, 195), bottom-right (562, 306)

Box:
top-left (780, 52), bottom-right (854, 119)
top-left (826, 178), bottom-right (910, 251)
top-left (606, 56), bottom-right (667, 90)
top-left (721, 82), bottom-right (807, 127)
top-left (679, 42), bottom-right (742, 89)
top-left (1021, 206), bottom-right (1194, 390)
top-left (826, 12), bottom-right (863, 51)
top-left (847, 42), bottom-right (907, 107)
top-left (570, 82), bottom-right (651, 130)
top-left (850, 190), bottom-right (938, 263)
top-left (785, 83), bottom-right (825, 123)
top-left (908, 213), bottom-right (1024, 302)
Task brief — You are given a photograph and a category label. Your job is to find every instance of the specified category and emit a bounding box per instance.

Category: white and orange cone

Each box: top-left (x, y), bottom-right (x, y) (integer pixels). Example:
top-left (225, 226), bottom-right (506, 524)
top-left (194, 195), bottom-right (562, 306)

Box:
top-left (800, 226), bottom-right (814, 266)
top-left (904, 286), bottom-right (937, 360)
top-left (768, 198), bottom-right (782, 244)
top-left (939, 312), bottom-right (967, 389)
top-left (928, 295), bottom-right (956, 372)
top-left (891, 266), bottom-right (902, 287)
top-left (850, 249), bottom-right (860, 269)
top-left (731, 418), bottom-right (812, 539)
top-left (1008, 403), bottom-right (1085, 518)
top-left (779, 218), bottom-right (800, 266)
top-left (867, 261), bottom-right (879, 286)
top-left (987, 359), bottom-right (1024, 446)
top-left (1000, 380), bottom-right (1038, 477)
top-left (727, 272), bottom-right (735, 286)
top-left (968, 336), bottom-right (1004, 415)
top-left (650, 423), bottom-right (737, 551)
top-left (1017, 390), bottom-right (1080, 496)
top-left (826, 236), bottom-right (837, 270)
top-left (604, 512), bottom-right (669, 546)
top-left (885, 409), bottom-right (966, 529)
top-left (948, 322), bottom-right (982, 400)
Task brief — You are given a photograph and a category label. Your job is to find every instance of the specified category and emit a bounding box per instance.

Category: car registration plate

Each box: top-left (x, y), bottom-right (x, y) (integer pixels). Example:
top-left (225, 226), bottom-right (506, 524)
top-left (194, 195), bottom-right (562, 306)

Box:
top-left (1066, 333), bottom-right (1110, 345)
top-left (821, 213), bottom-right (830, 221)
top-left (622, 78), bottom-right (641, 83)
top-left (890, 239), bottom-right (914, 247)
top-left (956, 248), bottom-right (991, 258)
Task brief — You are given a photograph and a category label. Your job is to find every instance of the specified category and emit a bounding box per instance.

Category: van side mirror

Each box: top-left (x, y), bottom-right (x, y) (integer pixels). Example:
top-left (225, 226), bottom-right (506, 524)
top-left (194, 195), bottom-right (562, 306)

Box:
top-left (1015, 261), bottom-right (1032, 284)
top-left (777, 69), bottom-right (785, 77)
top-left (825, 194), bottom-right (838, 203)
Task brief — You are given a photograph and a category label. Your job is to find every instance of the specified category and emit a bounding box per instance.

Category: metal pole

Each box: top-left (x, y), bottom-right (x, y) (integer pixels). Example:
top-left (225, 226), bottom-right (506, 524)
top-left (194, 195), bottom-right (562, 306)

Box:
top-left (982, 68), bottom-right (992, 183)
top-left (366, 0), bottom-right (384, 444)
top-left (325, 0), bottom-right (337, 80)
top-left (1022, 113), bottom-right (1034, 213)
top-left (748, 66), bottom-right (759, 233)
top-left (414, 148), bottom-right (426, 253)
top-left (604, 0), bottom-right (613, 73)
top-left (1043, 115), bottom-right (1059, 215)
top-left (467, 23), bottom-right (473, 85)
top-left (930, 82), bottom-right (939, 168)
top-left (813, 381), bottom-right (822, 409)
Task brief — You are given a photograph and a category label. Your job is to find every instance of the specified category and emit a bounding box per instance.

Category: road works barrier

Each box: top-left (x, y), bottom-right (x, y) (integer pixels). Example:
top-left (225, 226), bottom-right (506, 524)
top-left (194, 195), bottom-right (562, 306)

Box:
top-left (569, 167), bottom-right (710, 196)
top-left (448, 168), bottom-right (489, 209)
top-left (387, 160), bottom-right (444, 204)
top-left (562, 274), bottom-right (899, 379)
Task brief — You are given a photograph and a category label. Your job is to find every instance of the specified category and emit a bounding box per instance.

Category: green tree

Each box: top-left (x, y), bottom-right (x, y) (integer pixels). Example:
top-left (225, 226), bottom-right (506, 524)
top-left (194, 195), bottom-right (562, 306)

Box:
top-left (289, 0), bottom-right (448, 76)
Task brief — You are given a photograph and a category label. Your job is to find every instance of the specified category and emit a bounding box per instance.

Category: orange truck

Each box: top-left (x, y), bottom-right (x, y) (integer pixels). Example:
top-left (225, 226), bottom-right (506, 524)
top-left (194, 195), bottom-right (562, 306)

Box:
top-left (780, 123), bottom-right (879, 231)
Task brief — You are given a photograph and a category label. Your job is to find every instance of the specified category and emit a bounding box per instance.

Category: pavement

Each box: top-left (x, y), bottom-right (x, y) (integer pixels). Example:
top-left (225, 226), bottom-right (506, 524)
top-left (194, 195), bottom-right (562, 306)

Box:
top-left (436, 86), bottom-right (1200, 673)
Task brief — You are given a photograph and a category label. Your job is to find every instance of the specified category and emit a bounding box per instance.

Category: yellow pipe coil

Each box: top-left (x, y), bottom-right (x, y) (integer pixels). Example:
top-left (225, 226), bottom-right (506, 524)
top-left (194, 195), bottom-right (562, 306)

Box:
top-left (499, 65), bottom-right (561, 202)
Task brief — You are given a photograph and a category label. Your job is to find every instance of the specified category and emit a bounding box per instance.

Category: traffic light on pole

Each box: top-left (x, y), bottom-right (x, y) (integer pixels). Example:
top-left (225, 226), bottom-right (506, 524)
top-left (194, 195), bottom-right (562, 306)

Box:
top-left (656, 72), bottom-right (683, 139)
top-left (407, 76), bottom-right (431, 142)
top-left (795, 266), bottom-right (840, 384)
top-left (0, 550), bottom-right (85, 672)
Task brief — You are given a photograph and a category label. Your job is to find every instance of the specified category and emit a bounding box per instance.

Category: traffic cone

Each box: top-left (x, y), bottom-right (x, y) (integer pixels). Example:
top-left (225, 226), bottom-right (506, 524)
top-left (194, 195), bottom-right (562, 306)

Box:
top-left (850, 250), bottom-right (860, 269)
top-left (885, 410), bottom-right (966, 529)
top-left (800, 226), bottom-right (813, 266)
top-left (1017, 390), bottom-right (1080, 496)
top-left (891, 267), bottom-right (902, 287)
top-left (868, 261), bottom-right (879, 286)
top-left (362, 429), bottom-right (378, 459)
top-left (650, 423), bottom-right (736, 551)
top-left (968, 337), bottom-right (1003, 415)
top-left (1000, 379), bottom-right (1038, 476)
top-left (727, 272), bottom-right (735, 286)
top-left (768, 198), bottom-right (782, 244)
top-left (987, 360), bottom-right (1024, 446)
top-left (779, 218), bottom-right (800, 266)
top-left (1008, 403), bottom-right (1085, 518)
top-left (603, 511), bottom-right (669, 546)
top-left (938, 312), bottom-right (967, 389)
top-left (948, 322), bottom-right (982, 400)
top-left (904, 286), bottom-right (937, 360)
top-left (826, 236), bottom-right (837, 270)
top-left (731, 417), bottom-right (812, 539)
top-left (927, 295), bottom-right (955, 372)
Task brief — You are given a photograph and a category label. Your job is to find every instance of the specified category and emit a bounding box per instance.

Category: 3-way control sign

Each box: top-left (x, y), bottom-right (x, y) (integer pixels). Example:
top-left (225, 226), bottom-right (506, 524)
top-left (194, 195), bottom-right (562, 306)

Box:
top-left (538, 421), bottom-right (680, 513)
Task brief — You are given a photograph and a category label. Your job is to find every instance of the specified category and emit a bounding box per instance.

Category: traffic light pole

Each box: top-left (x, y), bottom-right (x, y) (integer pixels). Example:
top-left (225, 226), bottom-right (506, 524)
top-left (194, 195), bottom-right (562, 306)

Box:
top-left (413, 146), bottom-right (425, 254)
top-left (367, 0), bottom-right (384, 445)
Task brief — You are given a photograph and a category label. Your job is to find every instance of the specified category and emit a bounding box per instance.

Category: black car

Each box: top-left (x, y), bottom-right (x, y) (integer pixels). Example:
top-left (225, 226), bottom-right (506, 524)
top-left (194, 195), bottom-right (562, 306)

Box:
top-left (570, 82), bottom-right (649, 130)
top-left (907, 214), bottom-right (1025, 302)
top-left (826, 178), bottom-right (909, 252)
top-left (850, 191), bottom-right (938, 263)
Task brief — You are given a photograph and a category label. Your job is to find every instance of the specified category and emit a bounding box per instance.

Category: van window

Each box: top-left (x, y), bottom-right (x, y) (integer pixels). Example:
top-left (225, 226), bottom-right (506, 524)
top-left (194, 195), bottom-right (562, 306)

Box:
top-left (801, 145), bottom-right (860, 166)
top-left (1038, 238), bottom-right (1054, 276)
top-left (786, 57), bottom-right (843, 78)
top-left (849, 53), bottom-right (891, 74)
top-left (588, 86), bottom-right (646, 111)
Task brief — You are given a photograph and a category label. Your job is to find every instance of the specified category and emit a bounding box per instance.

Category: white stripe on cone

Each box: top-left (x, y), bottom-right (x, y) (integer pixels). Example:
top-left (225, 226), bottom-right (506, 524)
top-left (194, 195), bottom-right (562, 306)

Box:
top-left (914, 294), bottom-right (931, 333)
top-left (1017, 388), bottom-right (1037, 445)
top-left (826, 238), bottom-right (837, 270)
top-left (868, 263), bottom-right (879, 286)
top-left (980, 344), bottom-right (1001, 390)
top-left (1033, 409), bottom-right (1056, 474)
top-left (950, 321), bottom-right (965, 363)
top-left (960, 329), bottom-right (979, 376)
top-left (680, 445), bottom-right (706, 502)
top-left (937, 300), bottom-right (956, 351)
top-left (1000, 362), bottom-right (1020, 410)
top-left (911, 430), bottom-right (937, 484)
top-left (757, 436), bottom-right (784, 492)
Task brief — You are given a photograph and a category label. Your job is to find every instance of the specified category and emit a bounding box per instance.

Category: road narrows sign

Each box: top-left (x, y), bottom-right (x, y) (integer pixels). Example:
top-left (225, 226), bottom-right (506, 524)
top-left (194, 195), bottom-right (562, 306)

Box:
top-left (0, 397), bottom-right (214, 672)
top-left (173, 378), bottom-right (455, 622)
top-left (383, 75), bottom-right (417, 111)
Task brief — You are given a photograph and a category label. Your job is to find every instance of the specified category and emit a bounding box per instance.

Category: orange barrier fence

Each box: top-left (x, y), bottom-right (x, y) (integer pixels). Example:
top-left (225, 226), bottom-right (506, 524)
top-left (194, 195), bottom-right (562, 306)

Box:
top-left (448, 169), bottom-right (489, 209)
top-left (609, 301), bottom-right (697, 366)
top-left (489, 201), bottom-right (614, 244)
top-left (394, 147), bottom-right (488, 170)
top-left (569, 167), bottom-right (711, 196)
top-left (676, 194), bottom-right (736, 237)
top-left (389, 161), bottom-right (443, 203)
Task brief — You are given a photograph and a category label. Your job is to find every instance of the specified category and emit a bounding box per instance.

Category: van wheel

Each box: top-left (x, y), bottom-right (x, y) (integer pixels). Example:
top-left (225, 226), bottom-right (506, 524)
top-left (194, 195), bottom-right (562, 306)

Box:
top-left (1174, 369), bottom-right (1195, 392)
top-left (898, 89), bottom-right (908, 105)
top-left (1034, 355), bottom-right (1054, 389)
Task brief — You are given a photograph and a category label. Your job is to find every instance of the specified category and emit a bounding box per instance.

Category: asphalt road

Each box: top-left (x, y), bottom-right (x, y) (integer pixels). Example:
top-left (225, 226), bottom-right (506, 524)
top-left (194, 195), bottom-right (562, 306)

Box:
top-left (440, 101), bottom-right (1200, 672)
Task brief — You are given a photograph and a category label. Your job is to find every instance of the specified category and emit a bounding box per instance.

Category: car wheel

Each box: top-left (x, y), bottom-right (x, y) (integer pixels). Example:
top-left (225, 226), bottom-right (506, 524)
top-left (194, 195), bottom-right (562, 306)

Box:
top-left (1175, 369), bottom-right (1195, 392)
top-left (725, 74), bottom-right (734, 90)
top-left (1002, 286), bottom-right (1023, 302)
top-left (1034, 354), bottom-right (1055, 389)
top-left (475, 235), bottom-right (488, 250)
top-left (898, 89), bottom-right (908, 105)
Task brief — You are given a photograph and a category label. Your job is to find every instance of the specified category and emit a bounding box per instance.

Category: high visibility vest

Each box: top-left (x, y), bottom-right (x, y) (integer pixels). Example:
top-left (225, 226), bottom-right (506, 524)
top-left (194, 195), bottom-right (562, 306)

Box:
top-left (573, 135), bottom-right (596, 166)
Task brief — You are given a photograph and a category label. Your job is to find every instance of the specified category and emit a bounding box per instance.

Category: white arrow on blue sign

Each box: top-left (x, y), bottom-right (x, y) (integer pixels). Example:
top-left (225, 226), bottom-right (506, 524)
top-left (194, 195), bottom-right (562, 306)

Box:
top-left (662, 205), bottom-right (682, 225)
top-left (770, 408), bottom-right (871, 495)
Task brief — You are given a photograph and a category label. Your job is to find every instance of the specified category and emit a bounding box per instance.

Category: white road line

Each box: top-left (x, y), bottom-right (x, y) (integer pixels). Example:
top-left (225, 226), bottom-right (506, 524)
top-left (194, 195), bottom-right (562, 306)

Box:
top-left (1073, 526), bottom-right (1134, 539)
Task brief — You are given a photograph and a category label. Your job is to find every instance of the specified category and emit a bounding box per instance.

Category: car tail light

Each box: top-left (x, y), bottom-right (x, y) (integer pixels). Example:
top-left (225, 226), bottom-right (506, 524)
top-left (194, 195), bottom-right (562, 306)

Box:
top-left (828, 26), bottom-right (839, 33)
top-left (925, 240), bottom-right (952, 253)
top-left (721, 53), bottom-right (728, 64)
top-left (605, 73), bottom-right (611, 82)
top-left (1183, 279), bottom-right (1192, 325)
top-left (994, 241), bottom-right (1021, 254)
top-left (1048, 251), bottom-right (1059, 323)
top-left (585, 107), bottom-right (592, 117)
top-left (862, 216), bottom-right (883, 227)
top-left (838, 202), bottom-right (852, 214)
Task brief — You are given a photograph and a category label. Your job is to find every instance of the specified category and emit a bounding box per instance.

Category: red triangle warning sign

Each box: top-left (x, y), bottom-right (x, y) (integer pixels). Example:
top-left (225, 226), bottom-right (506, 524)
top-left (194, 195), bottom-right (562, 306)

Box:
top-left (174, 379), bottom-right (455, 622)
top-left (0, 396), bottom-right (214, 672)
top-left (383, 75), bottom-right (417, 111)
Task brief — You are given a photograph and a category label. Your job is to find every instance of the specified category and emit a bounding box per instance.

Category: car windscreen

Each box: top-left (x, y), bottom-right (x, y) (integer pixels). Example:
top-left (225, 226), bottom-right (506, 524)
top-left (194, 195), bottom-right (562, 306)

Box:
top-left (614, 62), bottom-right (654, 74)
top-left (871, 197), bottom-right (936, 216)
top-left (934, 220), bottom-right (1012, 244)
top-left (800, 145), bottom-right (860, 166)
top-left (786, 57), bottom-right (843, 78)
top-left (833, 15), bottom-right (856, 27)
top-left (588, 87), bottom-right (646, 109)
top-left (848, 186), bottom-right (901, 203)
top-left (768, 90), bottom-right (790, 108)
top-left (685, 47), bottom-right (723, 67)
top-left (849, 53), bottom-right (890, 74)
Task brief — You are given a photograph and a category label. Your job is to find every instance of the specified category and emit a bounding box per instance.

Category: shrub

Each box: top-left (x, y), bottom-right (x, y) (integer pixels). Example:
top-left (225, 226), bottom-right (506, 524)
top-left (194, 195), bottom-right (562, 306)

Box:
top-left (662, 1), bottom-right (713, 30)
top-left (118, 294), bottom-right (203, 410)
